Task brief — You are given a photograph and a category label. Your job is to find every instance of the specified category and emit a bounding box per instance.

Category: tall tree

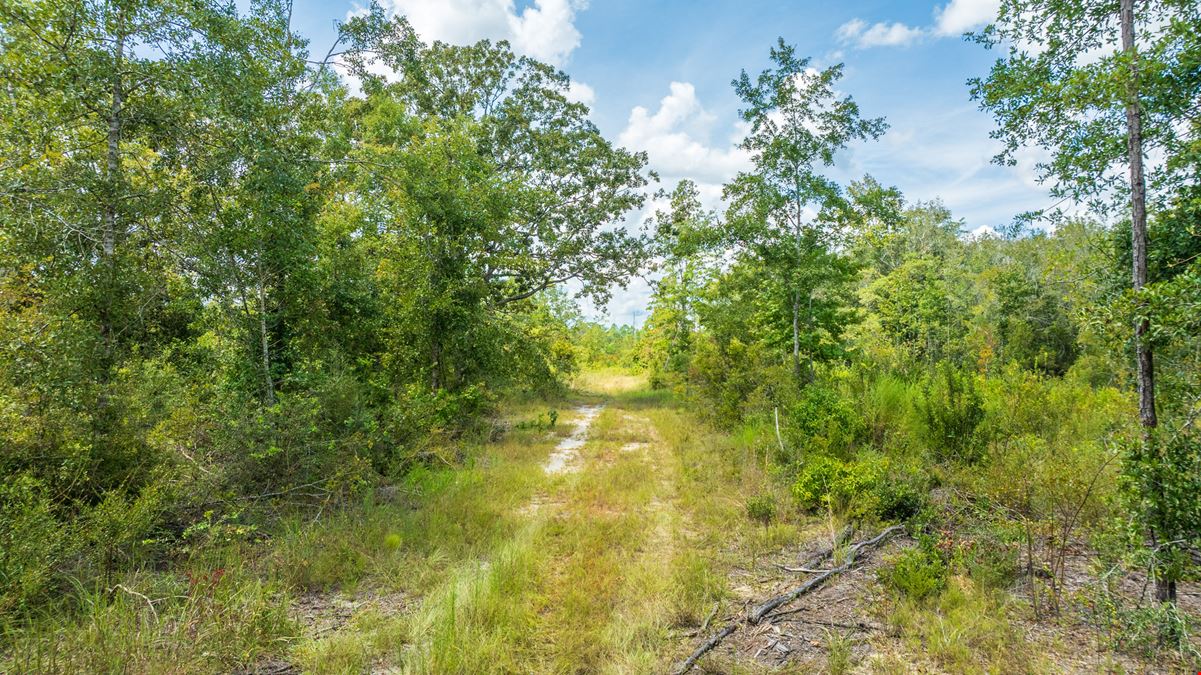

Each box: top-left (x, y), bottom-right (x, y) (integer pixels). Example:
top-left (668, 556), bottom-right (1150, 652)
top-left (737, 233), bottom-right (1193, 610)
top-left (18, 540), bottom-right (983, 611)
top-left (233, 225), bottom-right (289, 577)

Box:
top-left (724, 40), bottom-right (886, 381)
top-left (972, 0), bottom-right (1201, 602)
top-left (331, 8), bottom-right (651, 391)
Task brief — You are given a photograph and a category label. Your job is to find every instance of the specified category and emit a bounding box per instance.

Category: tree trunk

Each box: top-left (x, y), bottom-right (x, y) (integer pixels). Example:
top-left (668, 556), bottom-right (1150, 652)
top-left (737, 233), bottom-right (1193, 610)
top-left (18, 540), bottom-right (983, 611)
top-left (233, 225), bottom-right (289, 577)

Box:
top-left (791, 291), bottom-right (801, 381)
top-left (100, 23), bottom-right (125, 358)
top-left (257, 273), bottom-right (275, 405)
top-left (1120, 0), bottom-right (1172, 604)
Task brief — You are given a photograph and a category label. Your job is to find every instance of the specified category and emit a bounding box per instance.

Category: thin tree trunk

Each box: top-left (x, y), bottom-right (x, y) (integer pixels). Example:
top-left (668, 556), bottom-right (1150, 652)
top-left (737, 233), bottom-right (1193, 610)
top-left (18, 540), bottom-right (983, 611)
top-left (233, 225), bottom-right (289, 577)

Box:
top-left (1120, 0), bottom-right (1172, 604)
top-left (100, 23), bottom-right (125, 357)
top-left (257, 273), bottom-right (275, 405)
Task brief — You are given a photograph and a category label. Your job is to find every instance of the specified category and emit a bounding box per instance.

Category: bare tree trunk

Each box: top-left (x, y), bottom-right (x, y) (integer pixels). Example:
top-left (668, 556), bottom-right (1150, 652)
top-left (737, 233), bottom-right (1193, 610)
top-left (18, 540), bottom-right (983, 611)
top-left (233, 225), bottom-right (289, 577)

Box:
top-left (100, 23), bottom-right (125, 357)
top-left (257, 272), bottom-right (275, 405)
top-left (1120, 0), bottom-right (1172, 604)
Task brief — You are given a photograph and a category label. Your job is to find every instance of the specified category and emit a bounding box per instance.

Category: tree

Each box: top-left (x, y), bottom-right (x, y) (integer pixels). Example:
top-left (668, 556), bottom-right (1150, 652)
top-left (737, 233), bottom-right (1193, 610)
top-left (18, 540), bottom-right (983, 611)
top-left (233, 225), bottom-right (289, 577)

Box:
top-left (329, 8), bottom-right (651, 392)
top-left (724, 40), bottom-right (887, 382)
top-left (972, 0), bottom-right (1201, 602)
top-left (644, 180), bottom-right (719, 382)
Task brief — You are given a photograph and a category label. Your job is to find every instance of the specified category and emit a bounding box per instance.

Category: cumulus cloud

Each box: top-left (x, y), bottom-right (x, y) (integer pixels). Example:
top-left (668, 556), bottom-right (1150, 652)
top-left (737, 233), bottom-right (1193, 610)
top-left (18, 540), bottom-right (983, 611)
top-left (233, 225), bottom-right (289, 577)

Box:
top-left (566, 80), bottom-right (596, 106)
top-left (836, 0), bottom-right (998, 49)
top-left (381, 0), bottom-right (587, 66)
top-left (933, 0), bottom-right (1001, 36)
top-left (617, 82), bottom-right (750, 188)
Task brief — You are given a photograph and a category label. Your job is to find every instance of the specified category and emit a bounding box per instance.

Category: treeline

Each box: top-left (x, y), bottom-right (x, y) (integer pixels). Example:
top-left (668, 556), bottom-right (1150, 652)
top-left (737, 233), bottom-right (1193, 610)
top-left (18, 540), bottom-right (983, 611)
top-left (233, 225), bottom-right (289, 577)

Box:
top-left (638, 3), bottom-right (1200, 646)
top-left (0, 0), bottom-right (649, 617)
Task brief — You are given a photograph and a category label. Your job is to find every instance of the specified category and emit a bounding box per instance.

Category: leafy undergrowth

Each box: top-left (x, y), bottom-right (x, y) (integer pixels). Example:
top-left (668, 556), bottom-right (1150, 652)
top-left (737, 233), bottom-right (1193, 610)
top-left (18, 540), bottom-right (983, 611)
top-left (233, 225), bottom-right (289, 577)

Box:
top-left (4, 371), bottom-right (1198, 673)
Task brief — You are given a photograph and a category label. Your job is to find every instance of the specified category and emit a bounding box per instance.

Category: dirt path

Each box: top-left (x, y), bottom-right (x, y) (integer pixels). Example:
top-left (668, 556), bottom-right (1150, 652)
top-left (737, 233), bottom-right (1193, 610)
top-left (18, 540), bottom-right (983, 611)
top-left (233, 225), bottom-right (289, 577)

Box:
top-left (304, 375), bottom-right (698, 673)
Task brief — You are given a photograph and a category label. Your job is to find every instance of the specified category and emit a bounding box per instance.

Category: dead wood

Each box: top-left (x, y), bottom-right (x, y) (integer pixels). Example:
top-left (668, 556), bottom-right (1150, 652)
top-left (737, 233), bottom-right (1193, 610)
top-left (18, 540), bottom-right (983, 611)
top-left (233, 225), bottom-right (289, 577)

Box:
top-left (749, 526), bottom-right (901, 623)
top-left (672, 525), bottom-right (903, 674)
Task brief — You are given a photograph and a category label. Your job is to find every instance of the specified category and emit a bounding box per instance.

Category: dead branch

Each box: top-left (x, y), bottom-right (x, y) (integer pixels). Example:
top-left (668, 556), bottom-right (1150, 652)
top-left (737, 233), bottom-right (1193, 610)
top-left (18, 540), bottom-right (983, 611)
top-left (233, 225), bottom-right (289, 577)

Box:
top-left (672, 525), bottom-right (902, 674)
top-left (750, 526), bottom-right (901, 623)
top-left (673, 623), bottom-right (739, 675)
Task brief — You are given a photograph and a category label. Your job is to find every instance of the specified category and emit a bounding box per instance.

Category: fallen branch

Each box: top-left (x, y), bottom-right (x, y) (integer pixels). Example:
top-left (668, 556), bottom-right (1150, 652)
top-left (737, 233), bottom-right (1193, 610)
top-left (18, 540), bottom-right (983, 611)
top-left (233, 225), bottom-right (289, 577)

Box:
top-left (771, 564), bottom-right (830, 573)
top-left (801, 524), bottom-right (855, 568)
top-left (673, 623), bottom-right (739, 675)
top-left (672, 526), bottom-right (903, 674)
top-left (749, 526), bottom-right (902, 623)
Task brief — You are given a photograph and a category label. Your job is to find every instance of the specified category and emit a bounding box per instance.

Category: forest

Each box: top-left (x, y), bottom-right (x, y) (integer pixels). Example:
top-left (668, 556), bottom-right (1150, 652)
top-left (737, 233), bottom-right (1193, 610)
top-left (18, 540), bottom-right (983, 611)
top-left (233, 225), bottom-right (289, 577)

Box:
top-left (0, 0), bottom-right (1199, 672)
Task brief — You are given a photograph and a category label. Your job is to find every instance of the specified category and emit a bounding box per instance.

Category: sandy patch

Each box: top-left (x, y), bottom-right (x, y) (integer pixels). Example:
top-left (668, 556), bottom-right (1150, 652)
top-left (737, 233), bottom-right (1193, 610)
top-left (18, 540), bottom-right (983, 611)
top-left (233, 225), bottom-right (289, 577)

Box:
top-left (543, 405), bottom-right (603, 475)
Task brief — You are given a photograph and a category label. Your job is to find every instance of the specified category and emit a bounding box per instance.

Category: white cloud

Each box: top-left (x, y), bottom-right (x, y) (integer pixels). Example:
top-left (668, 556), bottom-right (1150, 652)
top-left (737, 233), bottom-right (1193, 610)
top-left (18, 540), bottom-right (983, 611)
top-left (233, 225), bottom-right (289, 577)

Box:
top-left (839, 104), bottom-right (1059, 230)
top-left (382, 0), bottom-right (587, 66)
top-left (566, 80), bottom-right (596, 106)
top-left (617, 82), bottom-right (750, 188)
top-left (837, 0), bottom-right (998, 49)
top-left (967, 224), bottom-right (999, 239)
top-left (933, 0), bottom-right (1000, 36)
top-left (836, 19), bottom-right (926, 48)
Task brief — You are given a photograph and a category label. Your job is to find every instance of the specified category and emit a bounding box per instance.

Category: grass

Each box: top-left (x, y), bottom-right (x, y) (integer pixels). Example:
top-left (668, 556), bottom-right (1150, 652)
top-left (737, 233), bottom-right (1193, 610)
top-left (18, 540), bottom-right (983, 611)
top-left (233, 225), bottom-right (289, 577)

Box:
top-left (11, 368), bottom-right (1143, 673)
top-left (878, 574), bottom-right (1045, 673)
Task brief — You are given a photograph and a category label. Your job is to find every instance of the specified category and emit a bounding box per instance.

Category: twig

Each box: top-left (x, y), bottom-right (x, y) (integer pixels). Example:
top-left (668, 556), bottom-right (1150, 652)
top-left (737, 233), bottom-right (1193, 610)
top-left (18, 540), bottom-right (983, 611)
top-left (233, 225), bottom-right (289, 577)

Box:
top-left (769, 614), bottom-right (877, 631)
top-left (673, 623), bottom-right (739, 675)
top-left (772, 564), bottom-right (831, 574)
top-left (691, 600), bottom-right (715, 634)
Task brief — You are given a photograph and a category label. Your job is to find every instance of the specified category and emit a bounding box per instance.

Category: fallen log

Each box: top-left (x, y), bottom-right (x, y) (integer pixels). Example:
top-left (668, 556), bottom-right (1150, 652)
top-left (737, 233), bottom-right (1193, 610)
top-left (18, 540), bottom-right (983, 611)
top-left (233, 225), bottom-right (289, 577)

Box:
top-left (672, 525), bottom-right (903, 674)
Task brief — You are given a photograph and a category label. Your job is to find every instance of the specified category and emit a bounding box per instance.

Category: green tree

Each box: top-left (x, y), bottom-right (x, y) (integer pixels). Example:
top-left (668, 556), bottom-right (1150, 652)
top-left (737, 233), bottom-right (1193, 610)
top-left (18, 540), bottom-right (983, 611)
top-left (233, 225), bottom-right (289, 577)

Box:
top-left (644, 180), bottom-right (719, 383)
top-left (337, 9), bottom-right (651, 392)
top-left (724, 40), bottom-right (887, 382)
top-left (973, 0), bottom-right (1201, 601)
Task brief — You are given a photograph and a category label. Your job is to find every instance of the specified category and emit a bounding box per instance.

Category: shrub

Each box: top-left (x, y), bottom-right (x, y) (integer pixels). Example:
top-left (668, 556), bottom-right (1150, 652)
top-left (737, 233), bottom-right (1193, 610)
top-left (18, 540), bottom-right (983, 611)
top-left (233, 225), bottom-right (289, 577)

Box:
top-left (918, 366), bottom-right (985, 462)
top-left (792, 454), bottom-right (925, 523)
top-left (780, 383), bottom-right (864, 459)
top-left (745, 494), bottom-right (777, 526)
top-left (879, 544), bottom-right (947, 602)
top-left (0, 476), bottom-right (68, 615)
top-left (1085, 578), bottom-right (1199, 660)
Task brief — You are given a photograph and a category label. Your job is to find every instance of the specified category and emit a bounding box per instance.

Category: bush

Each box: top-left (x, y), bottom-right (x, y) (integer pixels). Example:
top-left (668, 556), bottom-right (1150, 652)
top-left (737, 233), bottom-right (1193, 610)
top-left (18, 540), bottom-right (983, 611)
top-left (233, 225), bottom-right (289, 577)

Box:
top-left (745, 494), bottom-right (777, 526)
top-left (918, 366), bottom-right (985, 462)
top-left (0, 476), bottom-right (68, 615)
top-left (1086, 578), bottom-right (1199, 660)
top-left (879, 544), bottom-right (947, 602)
top-left (780, 383), bottom-right (864, 459)
top-left (792, 454), bottom-right (924, 523)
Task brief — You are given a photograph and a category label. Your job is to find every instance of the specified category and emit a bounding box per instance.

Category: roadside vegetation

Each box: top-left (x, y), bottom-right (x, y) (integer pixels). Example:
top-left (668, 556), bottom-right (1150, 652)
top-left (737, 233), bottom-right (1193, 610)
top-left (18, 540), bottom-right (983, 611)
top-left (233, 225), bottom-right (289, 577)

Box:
top-left (1, 0), bottom-right (1199, 672)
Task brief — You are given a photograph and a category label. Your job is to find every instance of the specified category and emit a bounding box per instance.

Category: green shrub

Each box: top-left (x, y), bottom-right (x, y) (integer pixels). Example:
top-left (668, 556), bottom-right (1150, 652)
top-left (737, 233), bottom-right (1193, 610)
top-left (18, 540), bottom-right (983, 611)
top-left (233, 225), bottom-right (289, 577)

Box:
top-left (879, 545), bottom-right (947, 602)
top-left (1086, 580), bottom-right (1199, 660)
top-left (792, 454), bottom-right (924, 523)
top-left (0, 476), bottom-right (68, 615)
top-left (919, 366), bottom-right (985, 462)
top-left (780, 383), bottom-right (864, 458)
top-left (745, 494), bottom-right (777, 526)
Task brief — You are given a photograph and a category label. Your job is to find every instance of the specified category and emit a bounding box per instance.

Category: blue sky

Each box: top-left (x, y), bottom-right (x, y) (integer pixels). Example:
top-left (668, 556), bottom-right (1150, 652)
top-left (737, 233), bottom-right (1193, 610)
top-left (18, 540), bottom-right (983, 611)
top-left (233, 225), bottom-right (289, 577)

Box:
top-left (286, 0), bottom-right (1052, 325)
